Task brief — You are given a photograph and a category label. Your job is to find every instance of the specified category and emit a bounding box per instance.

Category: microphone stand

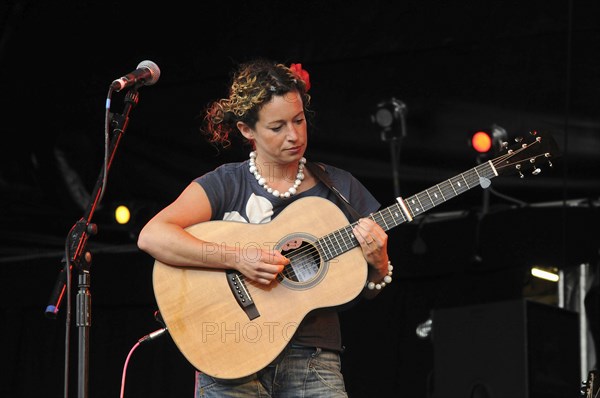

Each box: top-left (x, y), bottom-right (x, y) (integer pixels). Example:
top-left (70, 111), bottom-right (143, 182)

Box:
top-left (380, 103), bottom-right (407, 198)
top-left (389, 135), bottom-right (404, 199)
top-left (46, 86), bottom-right (141, 398)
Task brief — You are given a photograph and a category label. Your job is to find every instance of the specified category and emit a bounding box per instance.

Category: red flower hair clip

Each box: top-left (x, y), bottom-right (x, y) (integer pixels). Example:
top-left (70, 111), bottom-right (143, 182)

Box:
top-left (289, 63), bottom-right (311, 92)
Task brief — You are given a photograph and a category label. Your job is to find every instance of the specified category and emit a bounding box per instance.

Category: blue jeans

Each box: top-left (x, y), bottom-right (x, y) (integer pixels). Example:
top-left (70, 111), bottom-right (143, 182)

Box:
top-left (194, 345), bottom-right (348, 397)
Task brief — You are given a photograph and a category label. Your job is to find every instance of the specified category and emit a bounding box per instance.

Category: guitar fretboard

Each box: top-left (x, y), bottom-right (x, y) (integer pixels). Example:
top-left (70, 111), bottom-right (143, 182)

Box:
top-left (316, 160), bottom-right (497, 261)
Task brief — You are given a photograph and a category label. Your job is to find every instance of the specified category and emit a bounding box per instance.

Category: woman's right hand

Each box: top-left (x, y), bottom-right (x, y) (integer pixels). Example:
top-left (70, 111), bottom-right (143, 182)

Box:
top-left (234, 247), bottom-right (289, 285)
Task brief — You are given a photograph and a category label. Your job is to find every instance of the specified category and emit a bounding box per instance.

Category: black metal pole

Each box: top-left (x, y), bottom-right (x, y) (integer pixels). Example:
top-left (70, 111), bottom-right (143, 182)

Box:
top-left (75, 88), bottom-right (139, 398)
top-left (389, 138), bottom-right (401, 198)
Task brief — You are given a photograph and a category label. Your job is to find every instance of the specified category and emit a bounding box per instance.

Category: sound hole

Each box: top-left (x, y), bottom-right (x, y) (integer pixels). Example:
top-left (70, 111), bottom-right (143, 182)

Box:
top-left (280, 239), bottom-right (320, 283)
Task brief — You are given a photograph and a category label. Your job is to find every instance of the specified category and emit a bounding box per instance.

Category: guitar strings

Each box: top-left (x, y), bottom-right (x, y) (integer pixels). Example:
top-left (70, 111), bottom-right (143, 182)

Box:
top-left (267, 162), bottom-right (488, 280)
top-left (277, 208), bottom-right (403, 280)
top-left (275, 148), bottom-right (511, 278)
top-left (256, 160), bottom-right (495, 281)
top-left (244, 137), bottom-right (547, 287)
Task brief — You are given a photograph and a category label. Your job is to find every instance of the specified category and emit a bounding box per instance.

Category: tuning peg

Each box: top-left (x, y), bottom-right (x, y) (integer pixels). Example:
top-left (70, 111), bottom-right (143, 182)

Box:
top-left (529, 159), bottom-right (541, 175)
top-left (529, 159), bottom-right (542, 176)
top-left (516, 164), bottom-right (524, 178)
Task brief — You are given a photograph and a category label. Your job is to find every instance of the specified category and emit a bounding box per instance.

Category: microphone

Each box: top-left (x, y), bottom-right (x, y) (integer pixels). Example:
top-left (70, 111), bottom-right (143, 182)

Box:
top-left (110, 60), bottom-right (161, 91)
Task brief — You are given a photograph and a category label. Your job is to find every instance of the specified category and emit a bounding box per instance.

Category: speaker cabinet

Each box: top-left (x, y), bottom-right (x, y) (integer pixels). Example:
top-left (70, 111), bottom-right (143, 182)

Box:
top-left (432, 299), bottom-right (580, 398)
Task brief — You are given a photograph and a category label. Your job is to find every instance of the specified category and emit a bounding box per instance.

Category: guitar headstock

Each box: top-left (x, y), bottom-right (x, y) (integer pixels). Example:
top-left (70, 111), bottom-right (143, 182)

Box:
top-left (491, 131), bottom-right (560, 178)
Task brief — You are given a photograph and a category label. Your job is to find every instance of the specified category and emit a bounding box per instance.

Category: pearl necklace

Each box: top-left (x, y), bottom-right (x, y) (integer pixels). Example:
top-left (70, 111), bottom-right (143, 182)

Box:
top-left (249, 151), bottom-right (306, 199)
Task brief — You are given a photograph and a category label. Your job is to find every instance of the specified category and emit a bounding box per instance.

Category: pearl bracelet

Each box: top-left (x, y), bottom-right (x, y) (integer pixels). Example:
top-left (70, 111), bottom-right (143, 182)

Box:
top-left (366, 261), bottom-right (393, 290)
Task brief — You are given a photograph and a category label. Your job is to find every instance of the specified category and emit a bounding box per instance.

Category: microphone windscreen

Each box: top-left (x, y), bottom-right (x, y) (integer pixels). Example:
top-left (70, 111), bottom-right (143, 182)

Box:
top-left (137, 60), bottom-right (161, 85)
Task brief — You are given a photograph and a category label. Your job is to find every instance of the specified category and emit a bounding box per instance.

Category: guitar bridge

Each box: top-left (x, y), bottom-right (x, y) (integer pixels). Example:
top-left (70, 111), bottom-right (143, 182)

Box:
top-left (226, 270), bottom-right (260, 320)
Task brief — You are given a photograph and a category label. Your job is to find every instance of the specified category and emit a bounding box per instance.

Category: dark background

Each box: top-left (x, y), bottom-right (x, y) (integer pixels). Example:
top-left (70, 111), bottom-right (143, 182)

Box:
top-left (1, 1), bottom-right (599, 397)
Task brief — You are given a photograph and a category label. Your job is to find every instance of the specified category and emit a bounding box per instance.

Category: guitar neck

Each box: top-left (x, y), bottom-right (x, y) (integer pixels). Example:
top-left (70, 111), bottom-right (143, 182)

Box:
top-left (399, 159), bottom-right (497, 221)
top-left (317, 160), bottom-right (497, 261)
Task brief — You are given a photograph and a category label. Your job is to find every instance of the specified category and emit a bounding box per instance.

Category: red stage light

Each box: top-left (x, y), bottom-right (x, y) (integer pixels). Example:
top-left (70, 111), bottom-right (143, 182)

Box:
top-left (470, 131), bottom-right (493, 153)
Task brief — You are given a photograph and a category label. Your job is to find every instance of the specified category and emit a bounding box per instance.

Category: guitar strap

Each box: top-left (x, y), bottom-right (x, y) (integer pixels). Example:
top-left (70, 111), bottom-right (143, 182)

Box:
top-left (306, 161), bottom-right (363, 222)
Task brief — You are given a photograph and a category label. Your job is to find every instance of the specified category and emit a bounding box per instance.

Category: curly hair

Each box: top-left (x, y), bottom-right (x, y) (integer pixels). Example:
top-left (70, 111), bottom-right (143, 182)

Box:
top-left (203, 58), bottom-right (312, 147)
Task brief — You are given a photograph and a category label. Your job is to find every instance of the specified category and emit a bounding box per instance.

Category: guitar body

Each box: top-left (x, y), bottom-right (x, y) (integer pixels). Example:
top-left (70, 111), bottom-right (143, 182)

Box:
top-left (152, 196), bottom-right (367, 379)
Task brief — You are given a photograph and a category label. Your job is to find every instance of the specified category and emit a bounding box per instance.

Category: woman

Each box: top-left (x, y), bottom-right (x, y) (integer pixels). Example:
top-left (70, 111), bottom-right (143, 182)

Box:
top-left (137, 58), bottom-right (393, 397)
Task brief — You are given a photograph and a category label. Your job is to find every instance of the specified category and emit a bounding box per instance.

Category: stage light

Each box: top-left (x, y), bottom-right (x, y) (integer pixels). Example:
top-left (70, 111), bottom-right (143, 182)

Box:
top-left (107, 200), bottom-right (158, 240)
top-left (371, 97), bottom-right (407, 142)
top-left (468, 124), bottom-right (508, 155)
top-left (370, 97), bottom-right (408, 198)
top-left (114, 205), bottom-right (131, 225)
top-left (97, 201), bottom-right (158, 242)
top-left (531, 266), bottom-right (560, 282)
top-left (470, 131), bottom-right (493, 153)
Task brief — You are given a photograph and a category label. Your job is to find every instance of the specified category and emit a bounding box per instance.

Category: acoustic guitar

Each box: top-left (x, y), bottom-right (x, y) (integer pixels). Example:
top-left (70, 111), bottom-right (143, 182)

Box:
top-left (153, 131), bottom-right (558, 379)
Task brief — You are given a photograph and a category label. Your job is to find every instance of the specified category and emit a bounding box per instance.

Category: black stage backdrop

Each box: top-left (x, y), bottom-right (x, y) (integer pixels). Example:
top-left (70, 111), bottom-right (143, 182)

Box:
top-left (1, 0), bottom-right (599, 397)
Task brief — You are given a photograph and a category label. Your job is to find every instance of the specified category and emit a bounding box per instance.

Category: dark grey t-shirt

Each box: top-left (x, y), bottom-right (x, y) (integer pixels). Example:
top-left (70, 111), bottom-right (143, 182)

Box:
top-left (194, 160), bottom-right (380, 351)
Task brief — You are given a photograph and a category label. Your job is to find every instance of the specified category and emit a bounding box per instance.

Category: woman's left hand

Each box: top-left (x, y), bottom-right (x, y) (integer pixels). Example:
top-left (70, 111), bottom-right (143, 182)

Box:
top-left (352, 217), bottom-right (389, 277)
